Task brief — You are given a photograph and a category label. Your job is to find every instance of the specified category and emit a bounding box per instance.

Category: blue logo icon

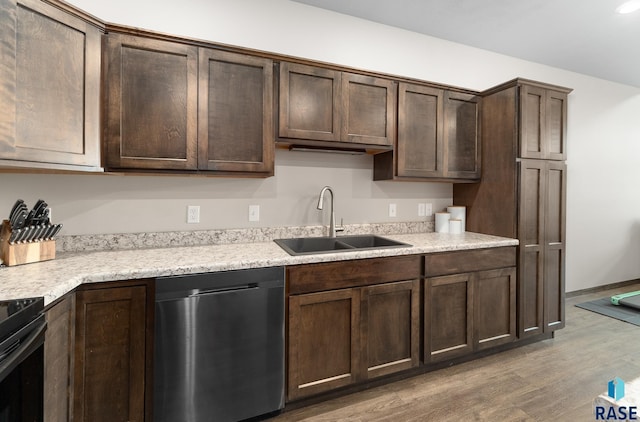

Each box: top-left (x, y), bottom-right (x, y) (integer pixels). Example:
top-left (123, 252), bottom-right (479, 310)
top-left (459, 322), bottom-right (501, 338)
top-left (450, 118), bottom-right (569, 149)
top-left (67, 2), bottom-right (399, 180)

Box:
top-left (608, 377), bottom-right (625, 401)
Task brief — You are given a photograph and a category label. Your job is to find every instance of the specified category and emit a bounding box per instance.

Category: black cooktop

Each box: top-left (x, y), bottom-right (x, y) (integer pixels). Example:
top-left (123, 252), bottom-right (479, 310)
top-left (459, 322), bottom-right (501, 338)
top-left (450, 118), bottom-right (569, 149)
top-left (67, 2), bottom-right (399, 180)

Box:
top-left (0, 298), bottom-right (44, 343)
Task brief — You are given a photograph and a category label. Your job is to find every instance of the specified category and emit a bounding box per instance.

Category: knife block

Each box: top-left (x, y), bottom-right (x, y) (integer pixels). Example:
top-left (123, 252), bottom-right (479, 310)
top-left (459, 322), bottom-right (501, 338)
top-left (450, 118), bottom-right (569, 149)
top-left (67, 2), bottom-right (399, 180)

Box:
top-left (0, 220), bottom-right (56, 266)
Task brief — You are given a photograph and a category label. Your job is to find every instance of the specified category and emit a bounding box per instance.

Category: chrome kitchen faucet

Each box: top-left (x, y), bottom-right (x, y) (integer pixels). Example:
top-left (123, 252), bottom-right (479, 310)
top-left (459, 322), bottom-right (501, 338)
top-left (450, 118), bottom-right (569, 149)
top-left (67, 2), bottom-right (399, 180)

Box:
top-left (317, 186), bottom-right (344, 238)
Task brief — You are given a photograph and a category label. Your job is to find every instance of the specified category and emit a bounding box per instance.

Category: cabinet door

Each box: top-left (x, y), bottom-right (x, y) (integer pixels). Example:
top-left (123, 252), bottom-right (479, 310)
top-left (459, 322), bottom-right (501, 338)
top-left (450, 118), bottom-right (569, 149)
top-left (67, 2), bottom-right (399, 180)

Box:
top-left (360, 280), bottom-right (420, 379)
top-left (519, 159), bottom-right (566, 336)
top-left (424, 273), bottom-right (473, 362)
top-left (342, 73), bottom-right (396, 146)
top-left (544, 90), bottom-right (568, 161)
top-left (518, 159), bottom-right (545, 337)
top-left (198, 49), bottom-right (274, 173)
top-left (74, 285), bottom-right (147, 422)
top-left (474, 268), bottom-right (516, 350)
top-left (288, 289), bottom-right (360, 401)
top-left (444, 91), bottom-right (480, 179)
top-left (44, 296), bottom-right (72, 422)
top-left (519, 85), bottom-right (567, 161)
top-left (0, 0), bottom-right (101, 169)
top-left (396, 83), bottom-right (443, 178)
top-left (544, 161), bottom-right (566, 332)
top-left (278, 62), bottom-right (341, 142)
top-left (104, 33), bottom-right (198, 170)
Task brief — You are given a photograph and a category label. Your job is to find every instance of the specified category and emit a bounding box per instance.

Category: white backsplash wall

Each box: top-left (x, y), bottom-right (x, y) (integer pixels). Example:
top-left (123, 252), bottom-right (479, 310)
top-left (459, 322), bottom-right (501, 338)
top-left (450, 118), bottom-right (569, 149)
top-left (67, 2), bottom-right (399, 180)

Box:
top-left (0, 150), bottom-right (451, 235)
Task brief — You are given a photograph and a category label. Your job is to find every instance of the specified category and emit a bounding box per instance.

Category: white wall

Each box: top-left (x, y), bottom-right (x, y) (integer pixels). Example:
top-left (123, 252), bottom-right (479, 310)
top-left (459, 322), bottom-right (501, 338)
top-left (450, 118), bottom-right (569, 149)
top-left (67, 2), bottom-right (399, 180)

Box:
top-left (3, 0), bottom-right (640, 292)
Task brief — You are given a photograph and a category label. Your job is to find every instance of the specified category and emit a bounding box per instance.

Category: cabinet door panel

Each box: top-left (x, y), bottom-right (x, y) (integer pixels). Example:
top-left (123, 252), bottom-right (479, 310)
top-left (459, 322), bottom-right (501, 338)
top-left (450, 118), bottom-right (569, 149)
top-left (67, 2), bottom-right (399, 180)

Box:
top-left (44, 296), bottom-right (72, 422)
top-left (279, 62), bottom-right (341, 142)
top-left (475, 268), bottom-right (516, 350)
top-left (288, 289), bottom-right (360, 400)
top-left (545, 90), bottom-right (567, 160)
top-left (342, 73), bottom-right (396, 146)
top-left (361, 280), bottom-right (419, 379)
top-left (74, 286), bottom-right (147, 422)
top-left (444, 91), bottom-right (480, 179)
top-left (0, 0), bottom-right (101, 168)
top-left (396, 83), bottom-right (443, 178)
top-left (105, 34), bottom-right (198, 170)
top-left (518, 160), bottom-right (545, 337)
top-left (519, 85), bottom-right (545, 159)
top-left (425, 274), bottom-right (473, 362)
top-left (198, 49), bottom-right (273, 173)
top-left (544, 162), bottom-right (566, 331)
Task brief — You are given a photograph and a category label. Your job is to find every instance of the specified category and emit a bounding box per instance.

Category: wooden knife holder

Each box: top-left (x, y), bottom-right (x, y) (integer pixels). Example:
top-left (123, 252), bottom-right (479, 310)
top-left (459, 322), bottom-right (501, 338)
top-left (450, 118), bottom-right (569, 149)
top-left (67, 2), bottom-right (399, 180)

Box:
top-left (0, 220), bottom-right (55, 266)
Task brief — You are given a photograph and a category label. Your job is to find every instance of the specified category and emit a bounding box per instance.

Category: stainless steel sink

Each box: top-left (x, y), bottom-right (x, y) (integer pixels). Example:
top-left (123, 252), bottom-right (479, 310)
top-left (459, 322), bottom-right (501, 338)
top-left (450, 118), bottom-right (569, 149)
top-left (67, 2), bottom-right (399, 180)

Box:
top-left (274, 235), bottom-right (411, 256)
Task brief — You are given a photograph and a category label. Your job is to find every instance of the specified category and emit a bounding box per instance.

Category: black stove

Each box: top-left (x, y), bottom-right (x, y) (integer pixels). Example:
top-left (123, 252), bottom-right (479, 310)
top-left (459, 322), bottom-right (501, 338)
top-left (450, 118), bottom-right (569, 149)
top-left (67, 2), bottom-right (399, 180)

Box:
top-left (0, 298), bottom-right (44, 343)
top-left (0, 297), bottom-right (46, 422)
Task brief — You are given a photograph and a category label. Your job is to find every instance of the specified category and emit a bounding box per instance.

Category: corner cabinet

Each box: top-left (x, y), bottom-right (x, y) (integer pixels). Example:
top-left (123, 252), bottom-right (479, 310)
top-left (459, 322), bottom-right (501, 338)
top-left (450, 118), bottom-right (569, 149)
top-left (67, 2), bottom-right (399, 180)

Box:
top-left (286, 256), bottom-right (421, 401)
top-left (278, 62), bottom-right (396, 149)
top-left (424, 248), bottom-right (517, 363)
top-left (0, 0), bottom-right (102, 170)
top-left (373, 83), bottom-right (480, 181)
top-left (454, 78), bottom-right (571, 338)
top-left (104, 32), bottom-right (274, 176)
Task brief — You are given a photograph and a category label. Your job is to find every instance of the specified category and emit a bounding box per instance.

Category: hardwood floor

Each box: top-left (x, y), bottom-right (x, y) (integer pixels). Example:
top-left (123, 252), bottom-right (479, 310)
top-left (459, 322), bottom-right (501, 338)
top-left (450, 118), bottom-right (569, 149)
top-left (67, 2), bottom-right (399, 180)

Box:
top-left (274, 283), bottom-right (640, 421)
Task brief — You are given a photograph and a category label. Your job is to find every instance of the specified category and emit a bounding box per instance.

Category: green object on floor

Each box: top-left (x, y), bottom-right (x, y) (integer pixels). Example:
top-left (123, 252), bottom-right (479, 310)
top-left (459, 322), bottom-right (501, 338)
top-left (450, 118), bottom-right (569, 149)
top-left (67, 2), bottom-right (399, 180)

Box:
top-left (611, 290), bottom-right (640, 305)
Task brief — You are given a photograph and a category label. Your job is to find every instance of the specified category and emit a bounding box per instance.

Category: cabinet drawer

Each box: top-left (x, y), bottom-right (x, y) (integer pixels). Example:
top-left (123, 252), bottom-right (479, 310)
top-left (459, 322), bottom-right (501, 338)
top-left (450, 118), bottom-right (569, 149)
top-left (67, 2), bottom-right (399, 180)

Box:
top-left (424, 247), bottom-right (515, 277)
top-left (288, 255), bottom-right (421, 295)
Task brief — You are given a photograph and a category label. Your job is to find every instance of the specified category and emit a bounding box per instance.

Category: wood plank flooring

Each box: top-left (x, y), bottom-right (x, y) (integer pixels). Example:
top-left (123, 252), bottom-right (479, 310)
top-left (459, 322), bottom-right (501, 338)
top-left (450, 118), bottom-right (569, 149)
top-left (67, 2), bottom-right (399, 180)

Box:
top-left (273, 283), bottom-right (640, 421)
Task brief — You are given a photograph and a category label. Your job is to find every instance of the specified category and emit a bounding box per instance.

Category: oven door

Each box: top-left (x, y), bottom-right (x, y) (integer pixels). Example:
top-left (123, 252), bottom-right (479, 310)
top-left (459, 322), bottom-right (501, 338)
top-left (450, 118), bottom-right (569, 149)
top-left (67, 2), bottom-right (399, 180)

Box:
top-left (0, 314), bottom-right (47, 422)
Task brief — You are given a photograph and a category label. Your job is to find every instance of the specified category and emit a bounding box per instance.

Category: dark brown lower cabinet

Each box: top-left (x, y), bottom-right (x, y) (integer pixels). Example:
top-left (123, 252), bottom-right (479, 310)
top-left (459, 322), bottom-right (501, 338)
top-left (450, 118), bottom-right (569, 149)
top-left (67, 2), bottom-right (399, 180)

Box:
top-left (288, 288), bottom-right (361, 401)
top-left (44, 295), bottom-right (73, 422)
top-left (74, 283), bottom-right (149, 422)
top-left (286, 256), bottom-right (422, 402)
top-left (425, 267), bottom-right (516, 362)
top-left (424, 248), bottom-right (517, 363)
top-left (361, 280), bottom-right (420, 380)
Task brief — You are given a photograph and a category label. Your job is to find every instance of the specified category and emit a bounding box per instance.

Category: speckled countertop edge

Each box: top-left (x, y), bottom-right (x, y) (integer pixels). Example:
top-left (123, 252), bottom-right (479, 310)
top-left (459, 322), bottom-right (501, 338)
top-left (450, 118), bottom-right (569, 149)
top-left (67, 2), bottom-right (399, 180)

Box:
top-left (0, 231), bottom-right (517, 305)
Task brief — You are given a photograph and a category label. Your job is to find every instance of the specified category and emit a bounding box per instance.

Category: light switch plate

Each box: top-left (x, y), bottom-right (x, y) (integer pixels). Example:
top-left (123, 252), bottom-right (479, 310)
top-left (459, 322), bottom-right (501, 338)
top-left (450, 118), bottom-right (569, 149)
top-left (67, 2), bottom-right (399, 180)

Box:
top-left (389, 203), bottom-right (397, 218)
top-left (418, 203), bottom-right (426, 217)
top-left (425, 203), bottom-right (433, 217)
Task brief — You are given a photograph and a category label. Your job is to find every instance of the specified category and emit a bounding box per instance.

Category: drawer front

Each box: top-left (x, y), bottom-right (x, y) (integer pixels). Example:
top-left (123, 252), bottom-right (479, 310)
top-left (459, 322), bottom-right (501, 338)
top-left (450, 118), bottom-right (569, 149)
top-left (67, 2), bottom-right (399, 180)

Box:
top-left (288, 255), bottom-right (421, 295)
top-left (424, 247), bottom-right (516, 277)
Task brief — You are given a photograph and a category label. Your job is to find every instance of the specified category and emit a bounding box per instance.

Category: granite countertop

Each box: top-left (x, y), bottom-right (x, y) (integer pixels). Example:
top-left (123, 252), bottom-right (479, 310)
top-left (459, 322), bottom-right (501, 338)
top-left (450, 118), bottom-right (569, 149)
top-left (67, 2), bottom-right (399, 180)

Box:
top-left (0, 231), bottom-right (517, 305)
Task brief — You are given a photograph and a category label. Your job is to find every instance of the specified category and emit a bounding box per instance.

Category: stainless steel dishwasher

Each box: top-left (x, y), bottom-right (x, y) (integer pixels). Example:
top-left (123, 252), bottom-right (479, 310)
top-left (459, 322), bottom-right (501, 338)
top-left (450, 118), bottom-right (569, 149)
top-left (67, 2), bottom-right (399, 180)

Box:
top-left (154, 267), bottom-right (285, 422)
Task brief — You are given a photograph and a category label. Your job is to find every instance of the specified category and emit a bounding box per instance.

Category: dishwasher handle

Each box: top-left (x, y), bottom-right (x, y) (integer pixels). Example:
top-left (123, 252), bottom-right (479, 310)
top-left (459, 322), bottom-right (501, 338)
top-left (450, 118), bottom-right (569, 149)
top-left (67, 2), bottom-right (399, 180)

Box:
top-left (189, 283), bottom-right (259, 297)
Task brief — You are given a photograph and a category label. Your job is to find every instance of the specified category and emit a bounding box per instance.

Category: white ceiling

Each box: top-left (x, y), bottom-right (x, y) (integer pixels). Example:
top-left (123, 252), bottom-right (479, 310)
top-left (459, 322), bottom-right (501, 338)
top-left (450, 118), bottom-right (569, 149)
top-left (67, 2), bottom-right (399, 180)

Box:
top-left (293, 0), bottom-right (640, 88)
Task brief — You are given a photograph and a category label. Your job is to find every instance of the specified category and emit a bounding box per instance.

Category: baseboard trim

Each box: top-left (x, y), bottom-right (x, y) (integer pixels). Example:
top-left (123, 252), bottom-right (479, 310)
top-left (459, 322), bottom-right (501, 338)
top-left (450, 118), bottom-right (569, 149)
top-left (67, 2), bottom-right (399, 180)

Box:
top-left (566, 278), bottom-right (640, 298)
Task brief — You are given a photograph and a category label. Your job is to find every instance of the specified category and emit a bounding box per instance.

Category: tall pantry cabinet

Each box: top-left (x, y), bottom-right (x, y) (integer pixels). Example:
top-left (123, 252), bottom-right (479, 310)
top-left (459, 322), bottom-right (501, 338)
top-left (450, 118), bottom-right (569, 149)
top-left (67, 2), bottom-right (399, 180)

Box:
top-left (453, 78), bottom-right (571, 338)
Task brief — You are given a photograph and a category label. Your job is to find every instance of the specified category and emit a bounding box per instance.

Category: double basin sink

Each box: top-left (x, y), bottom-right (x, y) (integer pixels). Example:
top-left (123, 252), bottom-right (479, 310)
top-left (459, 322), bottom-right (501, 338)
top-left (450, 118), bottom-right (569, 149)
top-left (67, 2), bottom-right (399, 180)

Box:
top-left (274, 234), bottom-right (411, 256)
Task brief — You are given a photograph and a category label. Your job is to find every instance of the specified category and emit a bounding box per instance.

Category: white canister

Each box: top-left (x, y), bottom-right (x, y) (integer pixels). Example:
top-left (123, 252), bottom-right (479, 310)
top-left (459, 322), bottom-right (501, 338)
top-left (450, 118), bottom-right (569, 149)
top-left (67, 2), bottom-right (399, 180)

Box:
top-left (449, 218), bottom-right (463, 234)
top-left (447, 206), bottom-right (466, 232)
top-left (435, 212), bottom-right (450, 233)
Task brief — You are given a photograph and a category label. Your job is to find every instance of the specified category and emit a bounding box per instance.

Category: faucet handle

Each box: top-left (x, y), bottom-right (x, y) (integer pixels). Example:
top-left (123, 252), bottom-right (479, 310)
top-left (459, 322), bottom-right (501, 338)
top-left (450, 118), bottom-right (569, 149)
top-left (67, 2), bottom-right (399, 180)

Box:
top-left (336, 218), bottom-right (345, 234)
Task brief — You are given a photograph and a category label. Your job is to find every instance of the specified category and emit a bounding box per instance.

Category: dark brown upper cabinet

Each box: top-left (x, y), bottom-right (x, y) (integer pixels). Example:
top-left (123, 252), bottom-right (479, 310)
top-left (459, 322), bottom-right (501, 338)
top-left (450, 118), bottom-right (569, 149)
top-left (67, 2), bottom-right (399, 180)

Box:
top-left (104, 33), bottom-right (274, 176)
top-left (0, 0), bottom-right (102, 171)
top-left (520, 84), bottom-right (568, 161)
top-left (278, 62), bottom-right (396, 149)
top-left (198, 49), bottom-right (274, 174)
top-left (104, 33), bottom-right (199, 171)
top-left (374, 83), bottom-right (480, 181)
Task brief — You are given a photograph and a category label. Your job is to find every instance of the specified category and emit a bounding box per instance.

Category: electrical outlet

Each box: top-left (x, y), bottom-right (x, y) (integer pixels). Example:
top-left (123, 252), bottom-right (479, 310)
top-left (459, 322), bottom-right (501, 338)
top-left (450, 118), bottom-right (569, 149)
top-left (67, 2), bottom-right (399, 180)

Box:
top-left (249, 205), bottom-right (260, 222)
top-left (187, 205), bottom-right (200, 224)
top-left (389, 203), bottom-right (397, 218)
top-left (425, 203), bottom-right (433, 217)
top-left (418, 203), bottom-right (426, 217)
